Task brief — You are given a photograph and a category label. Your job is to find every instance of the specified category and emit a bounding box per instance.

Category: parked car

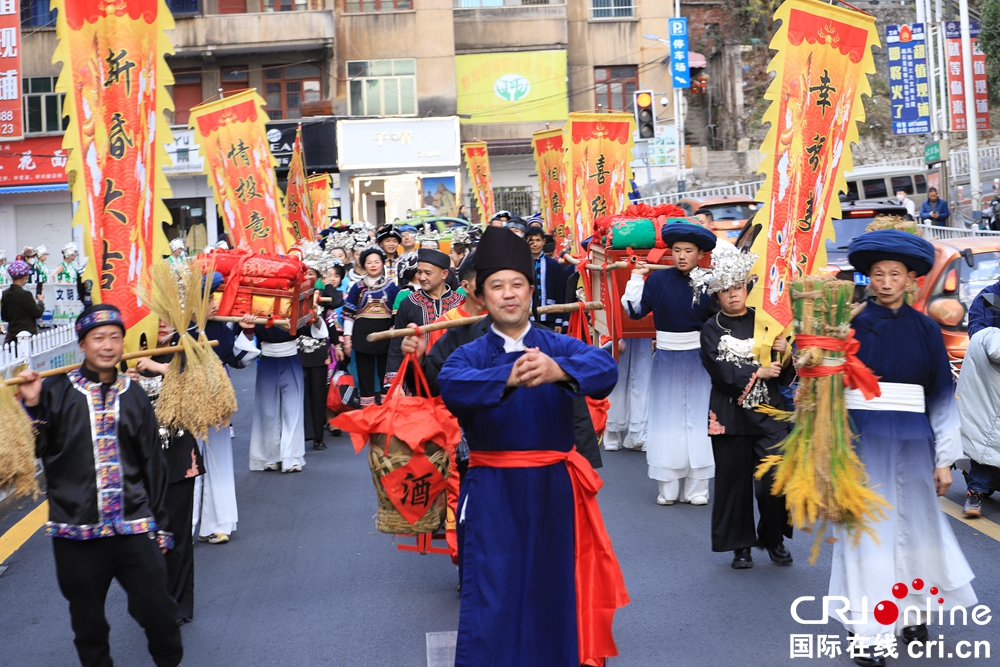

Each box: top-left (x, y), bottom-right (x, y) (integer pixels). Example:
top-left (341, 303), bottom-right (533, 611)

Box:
top-left (914, 237), bottom-right (1000, 362)
top-left (393, 216), bottom-right (475, 254)
top-left (675, 195), bottom-right (760, 242)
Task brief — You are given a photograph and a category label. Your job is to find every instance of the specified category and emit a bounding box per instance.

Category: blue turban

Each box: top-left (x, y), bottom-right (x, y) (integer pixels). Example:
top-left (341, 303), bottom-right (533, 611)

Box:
top-left (399, 225), bottom-right (418, 234)
top-left (848, 229), bottom-right (935, 277)
top-left (661, 220), bottom-right (717, 252)
top-left (205, 271), bottom-right (225, 293)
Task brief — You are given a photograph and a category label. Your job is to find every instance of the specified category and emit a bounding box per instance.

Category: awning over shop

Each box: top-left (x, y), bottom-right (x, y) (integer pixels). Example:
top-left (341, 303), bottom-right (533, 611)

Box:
top-left (0, 183), bottom-right (69, 194)
top-left (689, 51), bottom-right (708, 69)
top-left (0, 135), bottom-right (69, 188)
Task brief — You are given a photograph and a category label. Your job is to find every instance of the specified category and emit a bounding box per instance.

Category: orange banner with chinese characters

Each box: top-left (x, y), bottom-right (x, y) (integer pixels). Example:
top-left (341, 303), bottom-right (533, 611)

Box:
top-left (566, 112), bottom-right (635, 254)
top-left (747, 0), bottom-right (878, 350)
top-left (53, 0), bottom-right (174, 349)
top-left (188, 89), bottom-right (288, 255)
top-left (463, 141), bottom-right (494, 221)
top-left (283, 125), bottom-right (314, 246)
top-left (532, 128), bottom-right (569, 249)
top-left (307, 173), bottom-right (331, 232)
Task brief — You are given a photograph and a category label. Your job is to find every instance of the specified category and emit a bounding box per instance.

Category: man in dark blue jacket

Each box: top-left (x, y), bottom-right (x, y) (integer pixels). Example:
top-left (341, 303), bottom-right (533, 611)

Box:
top-left (525, 226), bottom-right (566, 331)
top-left (919, 187), bottom-right (950, 224)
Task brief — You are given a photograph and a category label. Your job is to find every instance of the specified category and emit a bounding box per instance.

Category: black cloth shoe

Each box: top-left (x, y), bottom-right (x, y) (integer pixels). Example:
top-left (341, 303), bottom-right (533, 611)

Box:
top-left (852, 655), bottom-right (886, 667)
top-left (964, 491), bottom-right (984, 517)
top-left (731, 548), bottom-right (753, 569)
top-left (313, 440), bottom-right (327, 451)
top-left (902, 624), bottom-right (928, 644)
top-left (765, 541), bottom-right (793, 566)
top-left (329, 428), bottom-right (342, 437)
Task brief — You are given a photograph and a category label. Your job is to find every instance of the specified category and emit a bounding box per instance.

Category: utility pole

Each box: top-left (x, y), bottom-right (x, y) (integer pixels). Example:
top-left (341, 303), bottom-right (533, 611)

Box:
top-left (920, 0), bottom-right (940, 135)
top-left (674, 0), bottom-right (686, 193)
top-left (959, 0), bottom-right (981, 222)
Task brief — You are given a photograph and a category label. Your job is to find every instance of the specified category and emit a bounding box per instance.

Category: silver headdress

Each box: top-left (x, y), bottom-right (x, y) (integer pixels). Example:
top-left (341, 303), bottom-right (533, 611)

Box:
top-left (297, 240), bottom-right (334, 273)
top-left (689, 243), bottom-right (759, 304)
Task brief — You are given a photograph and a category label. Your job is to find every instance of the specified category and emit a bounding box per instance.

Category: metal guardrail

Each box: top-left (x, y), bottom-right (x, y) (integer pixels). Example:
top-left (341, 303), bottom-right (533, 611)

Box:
top-left (949, 144), bottom-right (1000, 179)
top-left (635, 180), bottom-right (764, 205)
top-left (848, 157), bottom-right (926, 172)
top-left (916, 222), bottom-right (1000, 240)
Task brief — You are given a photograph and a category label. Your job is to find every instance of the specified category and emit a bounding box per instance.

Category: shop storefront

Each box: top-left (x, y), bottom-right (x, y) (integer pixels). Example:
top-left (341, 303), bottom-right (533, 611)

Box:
top-left (164, 127), bottom-right (217, 253)
top-left (0, 135), bottom-right (73, 259)
top-left (267, 116), bottom-right (340, 222)
top-left (336, 117), bottom-right (461, 225)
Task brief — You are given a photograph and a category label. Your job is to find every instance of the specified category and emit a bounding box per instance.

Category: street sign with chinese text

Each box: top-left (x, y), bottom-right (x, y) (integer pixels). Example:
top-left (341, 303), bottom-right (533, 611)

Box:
top-left (945, 20), bottom-right (990, 132)
top-left (0, 0), bottom-right (23, 140)
top-left (668, 18), bottom-right (691, 89)
top-left (886, 23), bottom-right (930, 135)
top-left (0, 136), bottom-right (68, 185)
top-left (924, 139), bottom-right (948, 165)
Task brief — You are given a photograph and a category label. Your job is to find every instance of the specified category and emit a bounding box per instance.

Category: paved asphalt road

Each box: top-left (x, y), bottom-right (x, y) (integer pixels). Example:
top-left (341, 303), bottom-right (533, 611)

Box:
top-left (2, 366), bottom-right (1000, 666)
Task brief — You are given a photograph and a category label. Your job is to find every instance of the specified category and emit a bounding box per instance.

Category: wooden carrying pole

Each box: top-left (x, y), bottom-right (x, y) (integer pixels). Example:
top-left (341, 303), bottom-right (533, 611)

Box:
top-left (210, 315), bottom-right (291, 330)
top-left (366, 302), bottom-right (604, 342)
top-left (2, 341), bottom-right (220, 387)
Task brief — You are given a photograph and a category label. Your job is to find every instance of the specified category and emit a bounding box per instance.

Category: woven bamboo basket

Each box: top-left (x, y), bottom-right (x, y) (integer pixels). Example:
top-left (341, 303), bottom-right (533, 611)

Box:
top-left (368, 434), bottom-right (450, 534)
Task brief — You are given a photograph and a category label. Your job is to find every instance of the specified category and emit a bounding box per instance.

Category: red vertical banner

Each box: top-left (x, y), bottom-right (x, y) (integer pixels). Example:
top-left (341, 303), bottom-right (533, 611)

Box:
top-left (463, 141), bottom-right (494, 221)
top-left (565, 112), bottom-right (635, 254)
top-left (54, 0), bottom-right (175, 351)
top-left (307, 173), bottom-right (331, 232)
top-left (0, 0), bottom-right (23, 141)
top-left (532, 127), bottom-right (569, 249)
top-left (283, 125), bottom-right (314, 245)
top-left (945, 21), bottom-right (990, 132)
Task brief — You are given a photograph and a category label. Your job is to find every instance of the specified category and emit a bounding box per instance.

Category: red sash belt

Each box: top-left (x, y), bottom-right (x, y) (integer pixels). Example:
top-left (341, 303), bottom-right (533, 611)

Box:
top-left (469, 448), bottom-right (630, 666)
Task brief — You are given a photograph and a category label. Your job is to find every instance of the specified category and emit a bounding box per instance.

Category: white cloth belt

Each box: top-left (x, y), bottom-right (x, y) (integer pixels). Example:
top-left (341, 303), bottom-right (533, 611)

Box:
top-left (845, 382), bottom-right (925, 413)
top-left (656, 330), bottom-right (701, 351)
top-left (260, 340), bottom-right (298, 358)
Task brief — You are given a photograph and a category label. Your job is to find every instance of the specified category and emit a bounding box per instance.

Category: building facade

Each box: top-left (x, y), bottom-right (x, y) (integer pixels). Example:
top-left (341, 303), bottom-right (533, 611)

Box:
top-left (7, 0), bottom-right (682, 246)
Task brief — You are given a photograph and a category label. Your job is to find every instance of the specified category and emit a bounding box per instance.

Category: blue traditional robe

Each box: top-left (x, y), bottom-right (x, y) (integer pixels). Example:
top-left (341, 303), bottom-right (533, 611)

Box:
top-left (438, 325), bottom-right (618, 667)
top-left (623, 267), bottom-right (715, 489)
top-left (831, 299), bottom-right (975, 636)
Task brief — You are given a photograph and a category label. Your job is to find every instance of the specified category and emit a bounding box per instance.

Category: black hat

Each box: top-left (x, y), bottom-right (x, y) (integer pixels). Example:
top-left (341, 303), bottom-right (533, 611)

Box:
top-left (505, 217), bottom-right (528, 235)
top-left (416, 248), bottom-right (450, 270)
top-left (75, 304), bottom-right (125, 340)
top-left (358, 245), bottom-right (386, 268)
top-left (474, 226), bottom-right (534, 288)
top-left (376, 225), bottom-right (402, 244)
top-left (543, 234), bottom-right (556, 254)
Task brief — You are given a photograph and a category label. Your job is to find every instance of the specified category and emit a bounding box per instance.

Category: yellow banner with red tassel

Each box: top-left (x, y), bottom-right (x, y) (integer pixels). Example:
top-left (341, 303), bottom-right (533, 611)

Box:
top-left (532, 128), bottom-right (569, 250)
top-left (747, 0), bottom-right (879, 350)
top-left (463, 141), bottom-right (494, 221)
top-left (565, 112), bottom-right (635, 255)
top-left (307, 173), bottom-right (332, 232)
top-left (283, 125), bottom-right (314, 245)
top-left (187, 89), bottom-right (288, 255)
top-left (53, 0), bottom-right (175, 350)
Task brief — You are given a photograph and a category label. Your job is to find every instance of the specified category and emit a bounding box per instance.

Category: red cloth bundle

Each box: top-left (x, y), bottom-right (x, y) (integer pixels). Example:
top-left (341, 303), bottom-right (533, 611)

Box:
top-left (202, 249), bottom-right (311, 318)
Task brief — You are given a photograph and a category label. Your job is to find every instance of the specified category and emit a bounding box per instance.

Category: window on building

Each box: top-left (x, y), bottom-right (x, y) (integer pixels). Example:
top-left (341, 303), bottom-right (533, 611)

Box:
top-left (166, 0), bottom-right (200, 14)
top-left (347, 59), bottom-right (416, 116)
top-left (217, 0), bottom-right (247, 13)
top-left (264, 64), bottom-right (322, 120)
top-left (264, 0), bottom-right (307, 10)
top-left (590, 0), bottom-right (634, 19)
top-left (344, 0), bottom-right (411, 11)
top-left (171, 71), bottom-right (203, 126)
top-left (20, 0), bottom-right (56, 27)
top-left (594, 66), bottom-right (637, 113)
top-left (220, 66), bottom-right (249, 96)
top-left (22, 77), bottom-right (67, 134)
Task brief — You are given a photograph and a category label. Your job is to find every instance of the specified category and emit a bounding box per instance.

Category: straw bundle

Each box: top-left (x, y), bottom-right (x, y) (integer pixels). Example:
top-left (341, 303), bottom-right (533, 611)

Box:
top-left (755, 277), bottom-right (890, 564)
top-left (142, 262), bottom-right (238, 439)
top-left (0, 378), bottom-right (40, 499)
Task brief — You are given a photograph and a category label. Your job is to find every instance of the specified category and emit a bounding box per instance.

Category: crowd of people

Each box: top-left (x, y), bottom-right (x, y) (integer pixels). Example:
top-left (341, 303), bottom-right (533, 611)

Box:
top-left (8, 208), bottom-right (1000, 667)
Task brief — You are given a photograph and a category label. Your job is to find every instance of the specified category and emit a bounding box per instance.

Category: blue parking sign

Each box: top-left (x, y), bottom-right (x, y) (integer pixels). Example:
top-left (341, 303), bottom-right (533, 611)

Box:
top-left (668, 18), bottom-right (690, 89)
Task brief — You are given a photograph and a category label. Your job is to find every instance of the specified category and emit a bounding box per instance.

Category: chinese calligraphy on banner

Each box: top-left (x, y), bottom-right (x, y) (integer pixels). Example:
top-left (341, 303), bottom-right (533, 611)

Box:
top-left (307, 173), bottom-right (331, 231)
top-left (463, 141), bottom-right (494, 221)
top-left (886, 23), bottom-right (930, 135)
top-left (188, 89), bottom-right (288, 255)
top-left (565, 112), bottom-right (635, 254)
top-left (531, 128), bottom-right (569, 247)
top-left (53, 0), bottom-right (174, 350)
top-left (283, 125), bottom-right (314, 245)
top-left (747, 0), bottom-right (878, 348)
top-left (0, 0), bottom-right (22, 140)
top-left (945, 20), bottom-right (990, 132)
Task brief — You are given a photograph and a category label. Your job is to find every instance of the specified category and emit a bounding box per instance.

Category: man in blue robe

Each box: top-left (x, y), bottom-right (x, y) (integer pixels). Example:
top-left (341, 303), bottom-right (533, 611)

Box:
top-left (833, 230), bottom-right (976, 667)
top-left (622, 221), bottom-right (717, 505)
top-left (438, 226), bottom-right (626, 667)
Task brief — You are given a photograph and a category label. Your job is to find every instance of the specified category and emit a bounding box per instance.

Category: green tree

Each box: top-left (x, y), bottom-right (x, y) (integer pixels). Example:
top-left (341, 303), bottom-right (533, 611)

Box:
top-left (979, 0), bottom-right (1000, 107)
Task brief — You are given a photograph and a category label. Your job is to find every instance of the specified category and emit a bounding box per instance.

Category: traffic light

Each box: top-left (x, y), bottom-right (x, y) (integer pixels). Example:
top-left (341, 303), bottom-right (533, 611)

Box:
top-left (633, 90), bottom-right (656, 140)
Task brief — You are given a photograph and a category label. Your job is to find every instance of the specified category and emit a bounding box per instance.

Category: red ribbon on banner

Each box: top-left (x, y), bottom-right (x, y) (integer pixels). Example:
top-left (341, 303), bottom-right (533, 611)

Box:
top-left (794, 330), bottom-right (881, 400)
